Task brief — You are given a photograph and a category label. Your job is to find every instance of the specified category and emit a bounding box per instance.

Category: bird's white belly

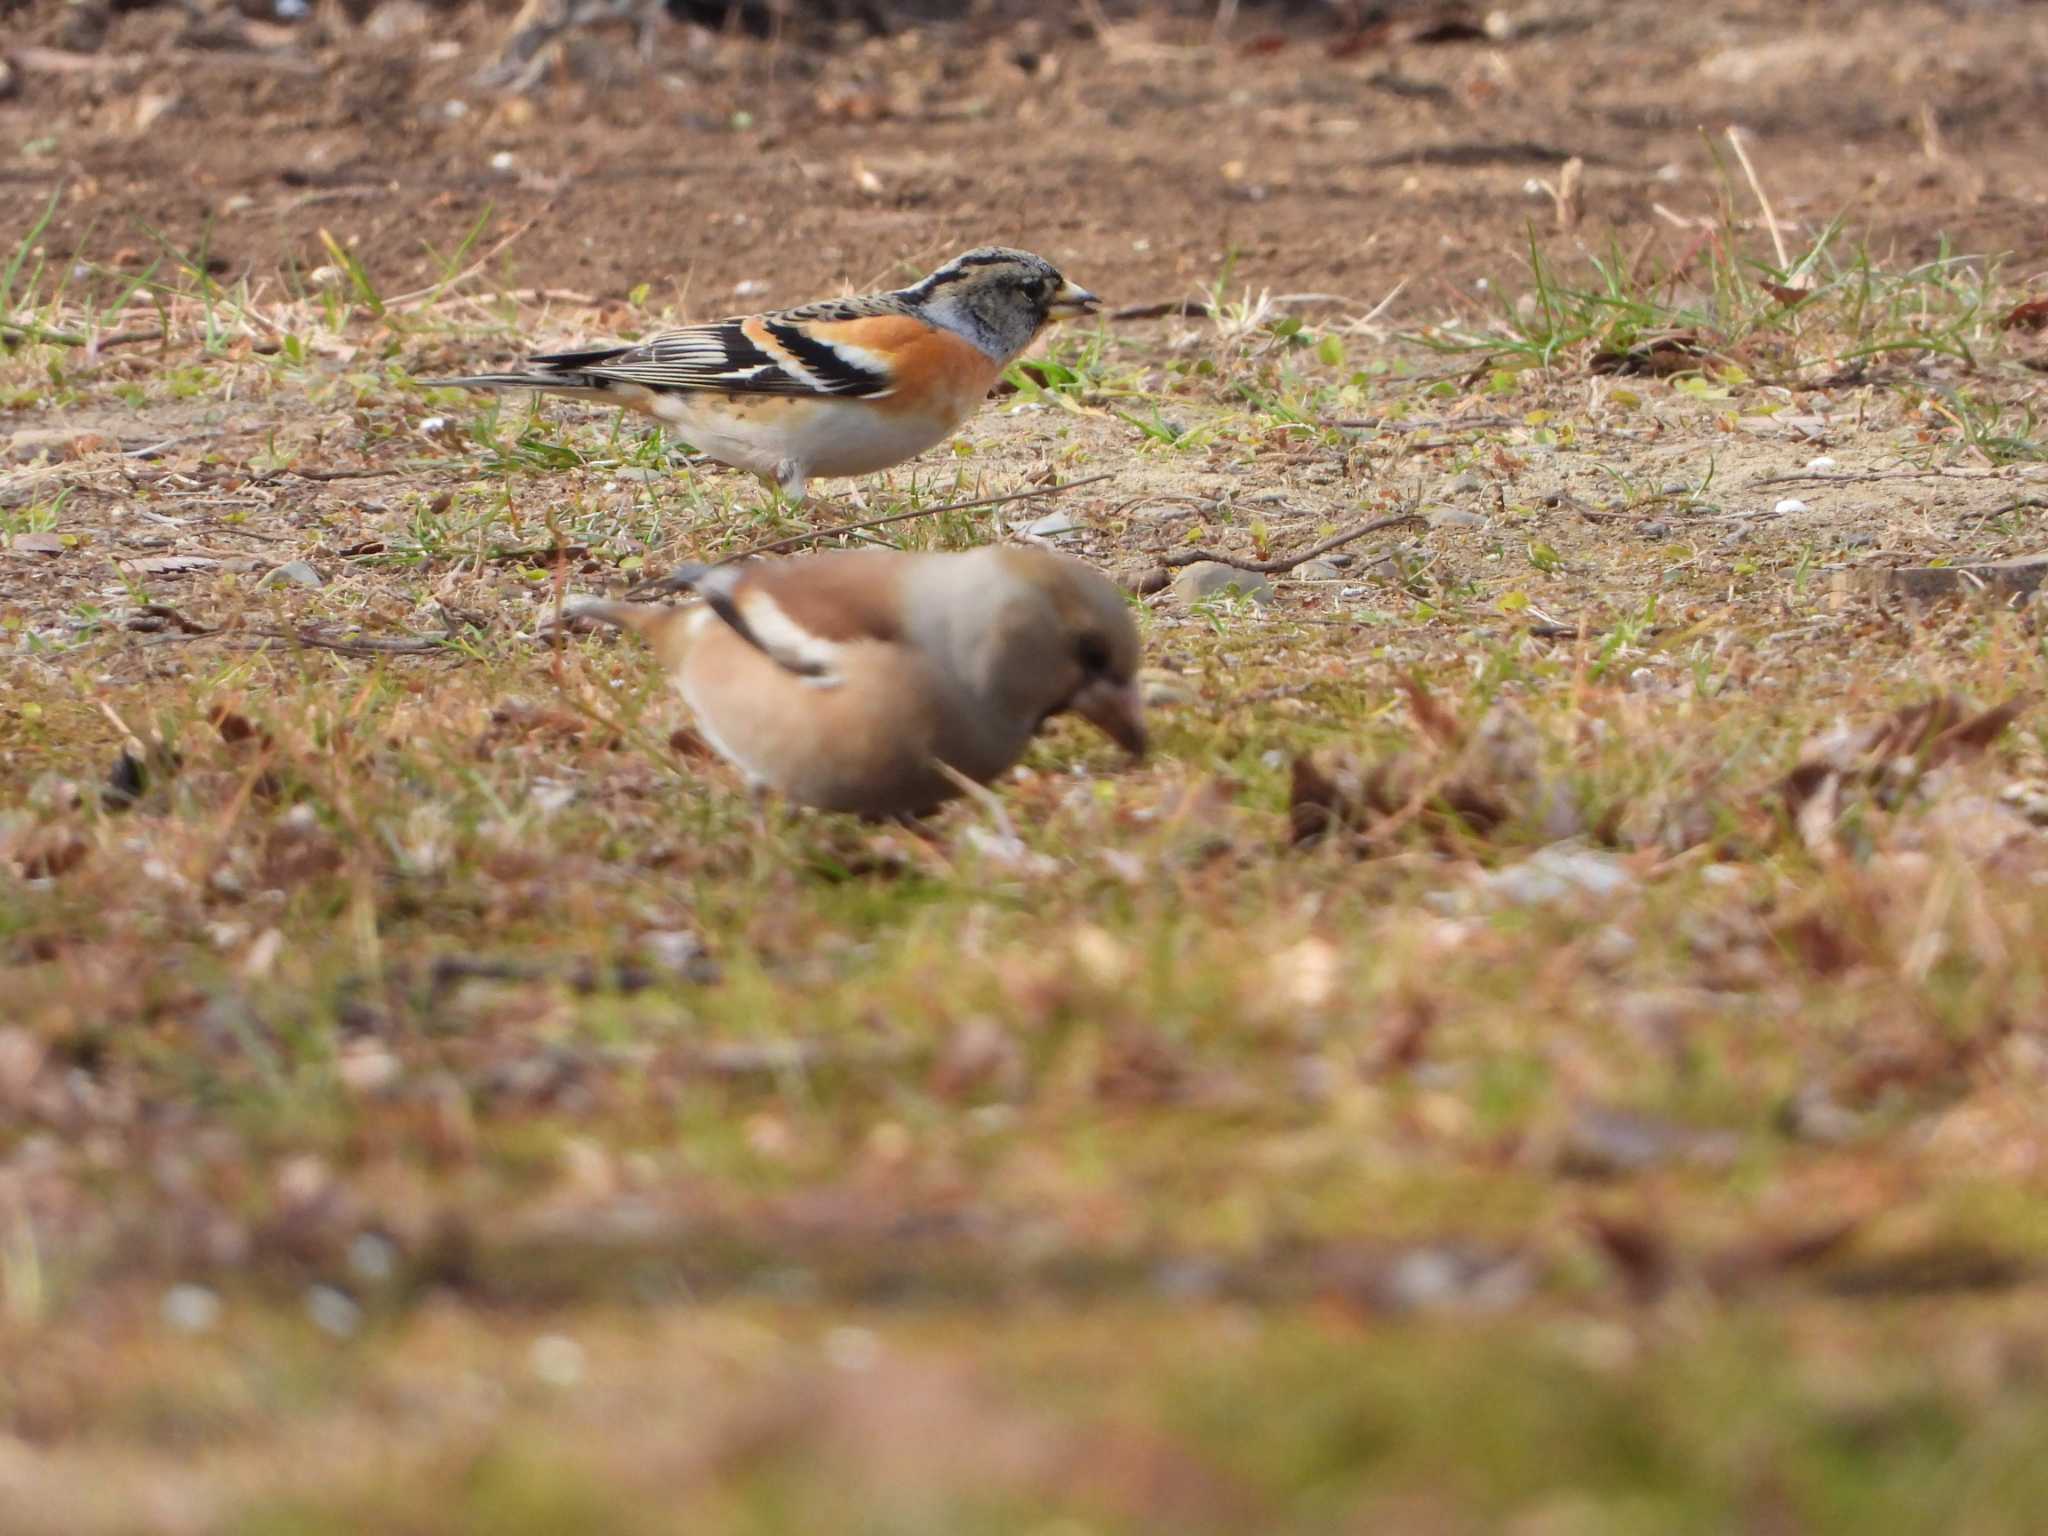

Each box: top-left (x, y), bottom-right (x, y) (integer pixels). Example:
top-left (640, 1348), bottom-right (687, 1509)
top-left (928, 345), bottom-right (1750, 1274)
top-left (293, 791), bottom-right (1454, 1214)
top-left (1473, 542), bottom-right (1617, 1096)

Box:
top-left (647, 393), bottom-right (957, 485)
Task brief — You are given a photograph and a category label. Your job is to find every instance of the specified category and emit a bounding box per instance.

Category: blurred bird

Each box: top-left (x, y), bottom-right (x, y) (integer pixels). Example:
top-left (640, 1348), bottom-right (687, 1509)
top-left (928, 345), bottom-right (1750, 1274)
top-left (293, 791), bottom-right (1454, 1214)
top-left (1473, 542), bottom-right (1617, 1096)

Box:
top-left (422, 247), bottom-right (1099, 501)
top-left (567, 545), bottom-right (1145, 817)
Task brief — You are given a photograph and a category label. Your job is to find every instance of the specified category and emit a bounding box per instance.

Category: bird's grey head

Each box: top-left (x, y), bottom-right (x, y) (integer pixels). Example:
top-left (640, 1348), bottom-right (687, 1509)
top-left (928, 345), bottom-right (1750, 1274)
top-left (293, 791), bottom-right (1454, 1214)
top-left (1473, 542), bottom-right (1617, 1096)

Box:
top-left (905, 546), bottom-right (1146, 770)
top-left (905, 246), bottom-right (1100, 362)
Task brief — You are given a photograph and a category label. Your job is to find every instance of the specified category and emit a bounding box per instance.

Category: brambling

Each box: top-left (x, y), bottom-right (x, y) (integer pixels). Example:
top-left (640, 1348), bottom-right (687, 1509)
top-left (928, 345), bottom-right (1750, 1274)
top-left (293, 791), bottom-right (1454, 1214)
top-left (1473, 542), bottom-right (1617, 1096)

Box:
top-left (424, 247), bottom-right (1100, 501)
top-left (567, 545), bottom-right (1145, 817)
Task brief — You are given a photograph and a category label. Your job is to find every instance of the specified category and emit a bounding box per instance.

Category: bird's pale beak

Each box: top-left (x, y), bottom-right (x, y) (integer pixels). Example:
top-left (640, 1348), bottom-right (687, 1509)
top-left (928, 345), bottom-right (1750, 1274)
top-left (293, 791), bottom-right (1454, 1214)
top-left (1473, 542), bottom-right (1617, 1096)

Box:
top-left (1067, 676), bottom-right (1147, 758)
top-left (1046, 279), bottom-right (1101, 321)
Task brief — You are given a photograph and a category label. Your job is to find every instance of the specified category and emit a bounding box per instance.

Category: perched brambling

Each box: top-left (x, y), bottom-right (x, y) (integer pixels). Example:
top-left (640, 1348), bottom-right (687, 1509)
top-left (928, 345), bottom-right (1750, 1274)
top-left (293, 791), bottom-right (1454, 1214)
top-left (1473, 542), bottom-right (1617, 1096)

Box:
top-left (568, 545), bottom-right (1145, 817)
top-left (424, 247), bottom-right (1100, 501)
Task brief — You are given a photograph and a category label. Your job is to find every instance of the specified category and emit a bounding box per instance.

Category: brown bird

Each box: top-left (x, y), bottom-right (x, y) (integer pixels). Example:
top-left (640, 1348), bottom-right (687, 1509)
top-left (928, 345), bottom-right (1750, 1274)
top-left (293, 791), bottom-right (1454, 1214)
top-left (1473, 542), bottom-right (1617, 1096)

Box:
top-left (569, 545), bottom-right (1146, 817)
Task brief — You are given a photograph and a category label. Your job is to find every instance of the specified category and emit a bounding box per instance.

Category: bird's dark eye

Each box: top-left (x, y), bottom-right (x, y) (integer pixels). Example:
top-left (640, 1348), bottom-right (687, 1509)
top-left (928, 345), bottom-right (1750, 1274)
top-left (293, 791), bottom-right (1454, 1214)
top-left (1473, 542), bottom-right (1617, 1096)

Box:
top-left (1076, 633), bottom-right (1112, 673)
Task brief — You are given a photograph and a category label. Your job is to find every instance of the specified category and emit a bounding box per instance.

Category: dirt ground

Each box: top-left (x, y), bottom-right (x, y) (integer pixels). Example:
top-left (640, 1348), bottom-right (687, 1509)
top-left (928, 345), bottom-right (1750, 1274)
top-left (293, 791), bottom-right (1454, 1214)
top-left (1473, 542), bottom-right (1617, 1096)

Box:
top-left (10, 2), bottom-right (2048, 1533)
top-left (7, 0), bottom-right (2048, 313)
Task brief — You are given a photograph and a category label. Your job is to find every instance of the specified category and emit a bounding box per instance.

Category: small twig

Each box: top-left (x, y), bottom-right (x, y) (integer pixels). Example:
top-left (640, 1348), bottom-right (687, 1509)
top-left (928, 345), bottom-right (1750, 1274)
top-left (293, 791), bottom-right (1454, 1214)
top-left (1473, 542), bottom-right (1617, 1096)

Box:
top-left (384, 216), bottom-right (543, 309)
top-left (1725, 126), bottom-right (1791, 271)
top-left (1749, 468), bottom-right (2013, 487)
top-left (1961, 497), bottom-right (2048, 523)
top-left (1332, 414), bottom-right (1521, 434)
top-left (132, 603), bottom-right (215, 635)
top-left (122, 430), bottom-right (222, 459)
top-left (260, 466), bottom-right (407, 483)
top-left (1123, 512), bottom-right (1426, 595)
top-left (932, 759), bottom-right (1021, 849)
top-left (1109, 299), bottom-right (1215, 322)
top-left (243, 626), bottom-right (455, 657)
top-left (1362, 141), bottom-right (1634, 171)
top-left (1541, 491), bottom-right (1639, 524)
top-left (699, 472), bottom-right (1116, 570)
top-left (485, 543), bottom-right (590, 564)
top-left (1, 319), bottom-right (163, 349)
top-left (1524, 620), bottom-right (1669, 641)
top-left (133, 622), bottom-right (466, 657)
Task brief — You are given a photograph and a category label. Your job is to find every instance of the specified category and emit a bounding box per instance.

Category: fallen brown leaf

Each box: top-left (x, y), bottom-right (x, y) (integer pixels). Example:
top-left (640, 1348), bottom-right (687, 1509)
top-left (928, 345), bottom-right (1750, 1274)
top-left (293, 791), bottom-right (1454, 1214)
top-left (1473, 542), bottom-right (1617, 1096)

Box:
top-left (1999, 297), bottom-right (2048, 332)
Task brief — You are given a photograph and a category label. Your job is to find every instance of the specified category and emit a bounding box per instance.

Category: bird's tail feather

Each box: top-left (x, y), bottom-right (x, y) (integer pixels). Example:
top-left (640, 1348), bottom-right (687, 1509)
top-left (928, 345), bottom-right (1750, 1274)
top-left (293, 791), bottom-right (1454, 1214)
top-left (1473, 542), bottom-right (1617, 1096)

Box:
top-left (561, 597), bottom-right (696, 669)
top-left (416, 370), bottom-right (612, 398)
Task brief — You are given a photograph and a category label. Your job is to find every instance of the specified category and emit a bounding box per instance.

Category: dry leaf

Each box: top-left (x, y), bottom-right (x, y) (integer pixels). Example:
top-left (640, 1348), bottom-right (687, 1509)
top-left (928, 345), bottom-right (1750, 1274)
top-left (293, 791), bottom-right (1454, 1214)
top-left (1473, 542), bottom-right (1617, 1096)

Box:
top-left (1401, 673), bottom-right (1465, 749)
top-left (1290, 700), bottom-right (1574, 853)
top-left (124, 554), bottom-right (219, 575)
top-left (1779, 692), bottom-right (2032, 850)
top-left (1999, 297), bottom-right (2048, 333)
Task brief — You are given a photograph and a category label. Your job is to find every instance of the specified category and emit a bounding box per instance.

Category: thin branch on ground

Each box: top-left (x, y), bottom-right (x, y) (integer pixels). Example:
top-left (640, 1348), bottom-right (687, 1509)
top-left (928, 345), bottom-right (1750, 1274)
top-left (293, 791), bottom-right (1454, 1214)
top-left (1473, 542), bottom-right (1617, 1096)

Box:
top-left (673, 472), bottom-right (1117, 574)
top-left (1122, 512), bottom-right (1426, 594)
top-left (260, 466), bottom-right (411, 483)
top-left (2, 320), bottom-right (165, 349)
top-left (1750, 468), bottom-right (2037, 487)
top-left (125, 606), bottom-right (465, 657)
top-left (1331, 414), bottom-right (1522, 433)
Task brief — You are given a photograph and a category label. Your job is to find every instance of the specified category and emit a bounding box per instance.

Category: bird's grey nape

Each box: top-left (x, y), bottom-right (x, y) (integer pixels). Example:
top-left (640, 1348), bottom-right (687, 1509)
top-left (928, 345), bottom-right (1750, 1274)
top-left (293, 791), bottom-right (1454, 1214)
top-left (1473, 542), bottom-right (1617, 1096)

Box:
top-left (913, 276), bottom-right (1048, 361)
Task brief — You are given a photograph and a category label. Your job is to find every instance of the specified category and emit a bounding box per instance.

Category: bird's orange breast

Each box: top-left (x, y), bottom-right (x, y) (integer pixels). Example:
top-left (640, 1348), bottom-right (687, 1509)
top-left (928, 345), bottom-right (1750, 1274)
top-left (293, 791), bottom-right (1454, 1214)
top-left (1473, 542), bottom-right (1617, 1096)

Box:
top-left (807, 315), bottom-right (1006, 422)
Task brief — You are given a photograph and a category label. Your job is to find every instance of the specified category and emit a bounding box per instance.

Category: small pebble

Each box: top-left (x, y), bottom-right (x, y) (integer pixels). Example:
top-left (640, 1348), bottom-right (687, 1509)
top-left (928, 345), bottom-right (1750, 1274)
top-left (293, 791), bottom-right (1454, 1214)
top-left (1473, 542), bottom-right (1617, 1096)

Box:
top-left (258, 560), bottom-right (323, 590)
top-left (1021, 509), bottom-right (1081, 539)
top-left (1426, 506), bottom-right (1486, 530)
top-left (347, 1232), bottom-right (397, 1284)
top-left (1638, 520), bottom-right (1671, 539)
top-left (530, 1333), bottom-right (586, 1387)
top-left (1773, 498), bottom-right (1809, 515)
top-left (1172, 561), bottom-right (1274, 607)
top-left (1138, 672), bottom-right (1192, 707)
top-left (824, 1325), bottom-right (881, 1373)
top-left (160, 1283), bottom-right (222, 1334)
top-left (489, 151), bottom-right (515, 172)
top-left (640, 928), bottom-right (713, 980)
top-left (1804, 455), bottom-right (1838, 472)
top-left (1481, 846), bottom-right (1635, 907)
top-left (304, 1285), bottom-right (361, 1339)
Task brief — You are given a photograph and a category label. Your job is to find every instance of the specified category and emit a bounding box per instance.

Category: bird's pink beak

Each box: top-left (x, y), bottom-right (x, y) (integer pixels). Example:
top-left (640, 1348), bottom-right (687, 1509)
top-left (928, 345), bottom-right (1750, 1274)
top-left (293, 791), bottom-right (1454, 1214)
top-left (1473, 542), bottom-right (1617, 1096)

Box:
top-left (1067, 677), bottom-right (1147, 759)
